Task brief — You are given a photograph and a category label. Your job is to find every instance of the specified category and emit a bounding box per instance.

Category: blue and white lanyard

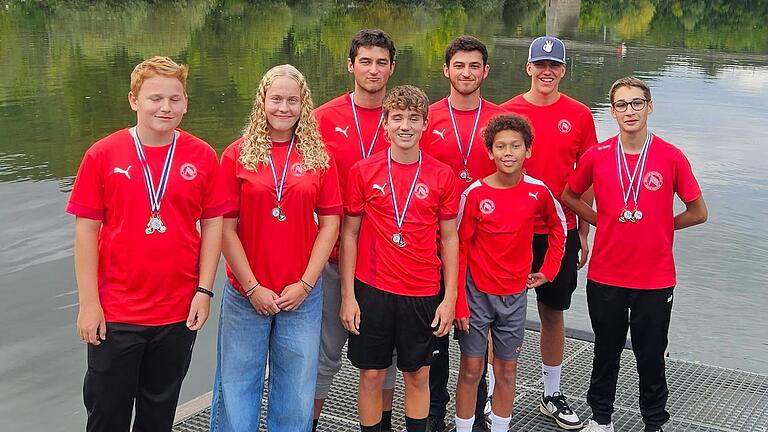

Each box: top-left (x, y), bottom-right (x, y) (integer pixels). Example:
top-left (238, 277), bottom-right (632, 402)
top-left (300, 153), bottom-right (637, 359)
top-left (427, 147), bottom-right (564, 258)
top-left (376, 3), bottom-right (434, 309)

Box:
top-left (130, 127), bottom-right (177, 214)
top-left (387, 148), bottom-right (422, 232)
top-left (447, 97), bottom-right (483, 167)
top-left (268, 134), bottom-right (296, 206)
top-left (350, 92), bottom-right (384, 159)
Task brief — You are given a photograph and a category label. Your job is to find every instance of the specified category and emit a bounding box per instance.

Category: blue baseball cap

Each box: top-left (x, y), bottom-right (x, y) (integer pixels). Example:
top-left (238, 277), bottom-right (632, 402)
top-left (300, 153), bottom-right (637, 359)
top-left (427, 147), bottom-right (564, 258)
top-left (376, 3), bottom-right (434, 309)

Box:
top-left (528, 36), bottom-right (566, 64)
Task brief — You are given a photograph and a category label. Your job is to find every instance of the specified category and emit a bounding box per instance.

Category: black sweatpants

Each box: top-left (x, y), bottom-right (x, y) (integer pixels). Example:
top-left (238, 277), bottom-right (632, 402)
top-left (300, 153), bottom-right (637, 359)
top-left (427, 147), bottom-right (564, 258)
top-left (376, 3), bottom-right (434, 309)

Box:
top-left (586, 280), bottom-right (674, 430)
top-left (84, 321), bottom-right (196, 432)
top-left (429, 332), bottom-right (488, 419)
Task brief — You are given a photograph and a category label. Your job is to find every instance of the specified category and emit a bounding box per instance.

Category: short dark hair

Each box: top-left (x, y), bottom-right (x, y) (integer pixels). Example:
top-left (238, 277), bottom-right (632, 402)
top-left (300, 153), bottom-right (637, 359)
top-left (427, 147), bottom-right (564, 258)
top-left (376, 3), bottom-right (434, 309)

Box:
top-left (609, 76), bottom-right (652, 103)
top-left (382, 85), bottom-right (430, 121)
top-left (483, 114), bottom-right (534, 150)
top-left (348, 29), bottom-right (396, 64)
top-left (444, 35), bottom-right (488, 65)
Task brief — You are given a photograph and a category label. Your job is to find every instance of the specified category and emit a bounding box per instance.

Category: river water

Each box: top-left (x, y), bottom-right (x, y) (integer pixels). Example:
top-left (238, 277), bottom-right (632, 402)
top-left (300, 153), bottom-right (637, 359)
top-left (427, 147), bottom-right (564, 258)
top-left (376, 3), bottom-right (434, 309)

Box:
top-left (1, 0), bottom-right (766, 430)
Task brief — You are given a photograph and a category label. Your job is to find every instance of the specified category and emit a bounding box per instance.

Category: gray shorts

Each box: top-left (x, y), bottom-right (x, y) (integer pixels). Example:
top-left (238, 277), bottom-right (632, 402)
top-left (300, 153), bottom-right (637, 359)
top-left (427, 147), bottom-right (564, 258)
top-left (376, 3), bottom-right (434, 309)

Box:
top-left (457, 270), bottom-right (526, 361)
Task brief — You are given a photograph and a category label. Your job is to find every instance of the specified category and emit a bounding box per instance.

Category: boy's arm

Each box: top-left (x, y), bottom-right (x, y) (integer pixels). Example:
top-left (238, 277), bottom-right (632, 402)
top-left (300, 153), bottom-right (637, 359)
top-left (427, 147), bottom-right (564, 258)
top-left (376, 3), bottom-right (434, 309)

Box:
top-left (576, 187), bottom-right (594, 270)
top-left (186, 216), bottom-right (222, 330)
top-left (340, 214), bottom-right (362, 335)
top-left (435, 218), bottom-right (458, 337)
top-left (674, 196), bottom-right (707, 230)
top-left (561, 184), bottom-right (597, 227)
top-left (75, 217), bottom-right (105, 345)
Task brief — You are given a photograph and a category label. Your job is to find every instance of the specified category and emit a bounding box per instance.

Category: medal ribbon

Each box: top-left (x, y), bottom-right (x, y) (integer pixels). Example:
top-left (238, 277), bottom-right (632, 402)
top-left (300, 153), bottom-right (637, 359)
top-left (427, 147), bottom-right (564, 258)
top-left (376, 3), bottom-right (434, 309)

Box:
top-left (616, 132), bottom-right (652, 209)
top-left (350, 92), bottom-right (384, 159)
top-left (268, 134), bottom-right (296, 207)
top-left (447, 97), bottom-right (483, 168)
top-left (130, 127), bottom-right (177, 214)
top-left (387, 148), bottom-right (422, 232)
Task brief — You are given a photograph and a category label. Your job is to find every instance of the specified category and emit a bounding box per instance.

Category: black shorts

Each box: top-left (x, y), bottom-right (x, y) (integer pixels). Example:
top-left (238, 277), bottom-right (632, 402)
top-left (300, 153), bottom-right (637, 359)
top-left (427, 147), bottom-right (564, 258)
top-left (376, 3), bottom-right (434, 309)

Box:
top-left (531, 228), bottom-right (580, 311)
top-left (347, 279), bottom-right (440, 372)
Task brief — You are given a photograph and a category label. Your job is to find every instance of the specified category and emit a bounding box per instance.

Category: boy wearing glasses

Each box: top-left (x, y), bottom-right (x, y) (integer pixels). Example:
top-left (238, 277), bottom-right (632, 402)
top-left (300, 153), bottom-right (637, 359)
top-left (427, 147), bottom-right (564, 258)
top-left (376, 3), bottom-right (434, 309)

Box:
top-left (562, 76), bottom-right (708, 432)
top-left (501, 36), bottom-right (597, 430)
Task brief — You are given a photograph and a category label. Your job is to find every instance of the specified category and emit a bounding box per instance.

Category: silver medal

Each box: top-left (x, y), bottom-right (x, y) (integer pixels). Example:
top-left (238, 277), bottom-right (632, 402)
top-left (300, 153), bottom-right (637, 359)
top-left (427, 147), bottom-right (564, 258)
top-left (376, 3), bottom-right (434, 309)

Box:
top-left (459, 168), bottom-right (472, 182)
top-left (392, 232), bottom-right (403, 245)
top-left (623, 209), bottom-right (634, 221)
top-left (633, 209), bottom-right (643, 221)
top-left (145, 215), bottom-right (166, 234)
top-left (272, 207), bottom-right (286, 222)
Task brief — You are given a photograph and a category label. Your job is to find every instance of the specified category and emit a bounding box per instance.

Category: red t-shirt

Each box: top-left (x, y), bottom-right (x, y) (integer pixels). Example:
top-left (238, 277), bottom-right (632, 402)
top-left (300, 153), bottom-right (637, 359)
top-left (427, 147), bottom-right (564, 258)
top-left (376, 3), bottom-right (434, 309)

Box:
top-left (346, 151), bottom-right (458, 297)
top-left (219, 138), bottom-right (343, 295)
top-left (568, 134), bottom-right (702, 289)
top-left (66, 128), bottom-right (225, 326)
top-left (314, 93), bottom-right (389, 261)
top-left (456, 176), bottom-right (566, 318)
top-left (422, 97), bottom-right (508, 198)
top-left (502, 93), bottom-right (597, 233)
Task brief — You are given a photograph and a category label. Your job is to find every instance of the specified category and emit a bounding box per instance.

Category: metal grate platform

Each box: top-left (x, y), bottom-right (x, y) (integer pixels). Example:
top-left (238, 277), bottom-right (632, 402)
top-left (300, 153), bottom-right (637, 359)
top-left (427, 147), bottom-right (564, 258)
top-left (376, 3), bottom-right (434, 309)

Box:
top-left (173, 330), bottom-right (768, 431)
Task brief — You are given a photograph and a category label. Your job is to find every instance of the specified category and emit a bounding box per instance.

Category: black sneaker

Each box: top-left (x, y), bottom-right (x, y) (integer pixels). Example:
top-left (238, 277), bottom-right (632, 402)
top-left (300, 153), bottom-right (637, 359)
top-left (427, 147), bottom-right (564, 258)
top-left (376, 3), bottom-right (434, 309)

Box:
top-left (425, 416), bottom-right (446, 432)
top-left (472, 416), bottom-right (490, 432)
top-left (539, 392), bottom-right (582, 430)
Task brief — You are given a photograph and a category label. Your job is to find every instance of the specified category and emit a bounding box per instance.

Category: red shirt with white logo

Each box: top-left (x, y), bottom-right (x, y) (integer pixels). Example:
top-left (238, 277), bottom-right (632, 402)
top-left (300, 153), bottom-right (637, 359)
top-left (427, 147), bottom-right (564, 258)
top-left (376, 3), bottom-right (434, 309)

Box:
top-left (346, 151), bottom-right (458, 297)
top-left (315, 93), bottom-right (389, 261)
top-left (502, 94), bottom-right (597, 233)
top-left (455, 176), bottom-right (567, 318)
top-left (219, 138), bottom-right (343, 295)
top-left (568, 134), bottom-right (702, 289)
top-left (66, 128), bottom-right (225, 326)
top-left (422, 97), bottom-right (508, 198)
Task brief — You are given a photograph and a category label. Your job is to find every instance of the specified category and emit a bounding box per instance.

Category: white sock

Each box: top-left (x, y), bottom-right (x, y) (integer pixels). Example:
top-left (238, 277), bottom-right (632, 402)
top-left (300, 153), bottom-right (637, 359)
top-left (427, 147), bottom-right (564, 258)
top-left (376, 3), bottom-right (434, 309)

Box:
top-left (489, 411), bottom-right (511, 432)
top-left (488, 363), bottom-right (496, 396)
top-left (542, 363), bottom-right (562, 397)
top-left (455, 415), bottom-right (475, 432)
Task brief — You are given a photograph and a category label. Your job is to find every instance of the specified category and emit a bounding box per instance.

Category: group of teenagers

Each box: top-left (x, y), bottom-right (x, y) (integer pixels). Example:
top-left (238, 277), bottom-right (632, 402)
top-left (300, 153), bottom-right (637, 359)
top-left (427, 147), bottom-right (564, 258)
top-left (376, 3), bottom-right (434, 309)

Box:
top-left (68, 29), bottom-right (708, 432)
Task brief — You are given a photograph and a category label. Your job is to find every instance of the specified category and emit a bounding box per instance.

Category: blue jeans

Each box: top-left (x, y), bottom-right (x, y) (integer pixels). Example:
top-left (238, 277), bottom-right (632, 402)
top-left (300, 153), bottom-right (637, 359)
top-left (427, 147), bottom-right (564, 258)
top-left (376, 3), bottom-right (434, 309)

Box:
top-left (210, 279), bottom-right (323, 432)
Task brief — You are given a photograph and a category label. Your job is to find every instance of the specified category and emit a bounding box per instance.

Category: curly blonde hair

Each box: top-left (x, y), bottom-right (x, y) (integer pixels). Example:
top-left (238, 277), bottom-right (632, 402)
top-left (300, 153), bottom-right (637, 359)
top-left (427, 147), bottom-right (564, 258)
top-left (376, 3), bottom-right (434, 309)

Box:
top-left (239, 64), bottom-right (329, 172)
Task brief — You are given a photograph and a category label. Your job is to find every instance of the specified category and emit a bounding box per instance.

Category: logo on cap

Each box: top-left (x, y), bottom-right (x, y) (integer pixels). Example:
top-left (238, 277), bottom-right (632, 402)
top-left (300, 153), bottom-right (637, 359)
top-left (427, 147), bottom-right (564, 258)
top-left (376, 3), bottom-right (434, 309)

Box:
top-left (543, 40), bottom-right (554, 53)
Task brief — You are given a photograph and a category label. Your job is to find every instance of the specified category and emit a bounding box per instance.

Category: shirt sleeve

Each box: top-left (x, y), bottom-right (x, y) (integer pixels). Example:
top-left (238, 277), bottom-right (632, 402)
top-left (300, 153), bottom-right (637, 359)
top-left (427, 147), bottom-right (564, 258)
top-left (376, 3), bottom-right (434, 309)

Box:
top-left (455, 190), bottom-right (477, 319)
top-left (673, 149), bottom-right (702, 203)
top-left (438, 168), bottom-right (459, 220)
top-left (201, 146), bottom-right (227, 219)
top-left (218, 144), bottom-right (242, 219)
top-left (66, 148), bottom-right (105, 220)
top-left (538, 186), bottom-right (567, 282)
top-left (345, 162), bottom-right (366, 216)
top-left (316, 155), bottom-right (343, 215)
top-left (568, 147), bottom-right (595, 195)
top-left (576, 108), bottom-right (599, 162)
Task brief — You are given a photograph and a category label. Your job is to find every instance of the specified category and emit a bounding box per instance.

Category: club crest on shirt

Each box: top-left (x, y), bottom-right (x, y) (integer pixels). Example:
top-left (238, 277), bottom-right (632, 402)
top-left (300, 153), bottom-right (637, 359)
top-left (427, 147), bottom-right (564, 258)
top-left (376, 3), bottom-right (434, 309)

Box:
top-left (180, 163), bottom-right (197, 180)
top-left (479, 199), bottom-right (495, 215)
top-left (414, 183), bottom-right (429, 200)
top-left (643, 171), bottom-right (663, 191)
top-left (291, 162), bottom-right (306, 177)
top-left (557, 119), bottom-right (572, 133)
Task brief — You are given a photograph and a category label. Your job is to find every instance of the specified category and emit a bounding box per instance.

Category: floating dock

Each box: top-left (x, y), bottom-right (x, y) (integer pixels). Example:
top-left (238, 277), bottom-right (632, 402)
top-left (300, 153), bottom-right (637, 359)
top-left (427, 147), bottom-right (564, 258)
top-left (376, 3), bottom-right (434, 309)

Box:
top-left (173, 329), bottom-right (768, 431)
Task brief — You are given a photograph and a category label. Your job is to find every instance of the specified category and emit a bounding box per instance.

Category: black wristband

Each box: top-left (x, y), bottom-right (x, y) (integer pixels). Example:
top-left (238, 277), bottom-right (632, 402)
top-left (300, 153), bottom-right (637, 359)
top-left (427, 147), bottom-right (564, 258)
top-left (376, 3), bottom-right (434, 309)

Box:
top-left (196, 287), bottom-right (214, 298)
top-left (300, 279), bottom-right (314, 291)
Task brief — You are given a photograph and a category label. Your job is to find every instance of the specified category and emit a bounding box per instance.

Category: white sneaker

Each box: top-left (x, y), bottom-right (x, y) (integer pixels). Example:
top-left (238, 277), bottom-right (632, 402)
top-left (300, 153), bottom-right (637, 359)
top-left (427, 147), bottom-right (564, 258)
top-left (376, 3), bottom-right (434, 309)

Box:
top-left (540, 392), bottom-right (583, 430)
top-left (580, 419), bottom-right (615, 432)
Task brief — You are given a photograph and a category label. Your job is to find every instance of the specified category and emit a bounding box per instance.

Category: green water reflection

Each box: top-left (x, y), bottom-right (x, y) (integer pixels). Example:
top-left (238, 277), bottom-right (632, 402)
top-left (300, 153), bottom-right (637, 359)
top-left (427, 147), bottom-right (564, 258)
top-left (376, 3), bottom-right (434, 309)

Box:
top-left (1, 0), bottom-right (766, 183)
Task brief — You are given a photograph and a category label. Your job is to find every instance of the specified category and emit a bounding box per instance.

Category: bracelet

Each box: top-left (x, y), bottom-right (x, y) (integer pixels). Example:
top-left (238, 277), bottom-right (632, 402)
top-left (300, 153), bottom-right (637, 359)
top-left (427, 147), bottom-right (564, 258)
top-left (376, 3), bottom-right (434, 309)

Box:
top-left (300, 279), bottom-right (314, 293)
top-left (196, 287), bottom-right (214, 298)
top-left (245, 282), bottom-right (260, 297)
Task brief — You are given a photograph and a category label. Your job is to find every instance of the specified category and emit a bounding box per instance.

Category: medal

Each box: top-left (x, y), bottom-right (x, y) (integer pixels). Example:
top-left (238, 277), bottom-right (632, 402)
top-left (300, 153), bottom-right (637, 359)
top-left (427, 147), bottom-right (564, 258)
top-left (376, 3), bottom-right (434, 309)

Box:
top-left (447, 97), bottom-right (482, 183)
top-left (616, 132), bottom-right (652, 224)
top-left (387, 149), bottom-right (422, 250)
top-left (145, 214), bottom-right (167, 234)
top-left (268, 135), bottom-right (296, 222)
top-left (130, 127), bottom-right (177, 235)
top-left (350, 92), bottom-right (384, 159)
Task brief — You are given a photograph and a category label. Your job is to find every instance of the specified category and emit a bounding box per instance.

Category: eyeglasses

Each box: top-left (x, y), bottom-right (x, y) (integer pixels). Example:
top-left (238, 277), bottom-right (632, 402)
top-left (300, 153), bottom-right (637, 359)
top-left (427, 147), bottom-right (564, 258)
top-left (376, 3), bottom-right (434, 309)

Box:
top-left (612, 98), bottom-right (649, 112)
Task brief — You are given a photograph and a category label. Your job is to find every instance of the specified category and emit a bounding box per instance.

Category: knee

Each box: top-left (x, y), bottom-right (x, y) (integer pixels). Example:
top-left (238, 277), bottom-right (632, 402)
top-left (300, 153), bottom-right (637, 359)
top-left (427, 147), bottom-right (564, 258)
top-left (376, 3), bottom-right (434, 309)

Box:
top-left (403, 368), bottom-right (429, 389)
top-left (538, 305), bottom-right (564, 326)
top-left (458, 360), bottom-right (484, 385)
top-left (492, 361), bottom-right (518, 387)
top-left (360, 369), bottom-right (387, 390)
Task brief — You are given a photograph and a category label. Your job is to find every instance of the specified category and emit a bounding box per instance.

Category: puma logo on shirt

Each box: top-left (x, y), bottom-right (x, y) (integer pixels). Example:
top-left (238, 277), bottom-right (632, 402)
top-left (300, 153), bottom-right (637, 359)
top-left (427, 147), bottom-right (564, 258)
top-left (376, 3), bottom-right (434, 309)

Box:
top-left (528, 191), bottom-right (539, 200)
top-left (667, 294), bottom-right (673, 303)
top-left (432, 128), bottom-right (447, 140)
top-left (372, 182), bottom-right (387, 196)
top-left (113, 165), bottom-right (132, 179)
top-left (335, 125), bottom-right (350, 138)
